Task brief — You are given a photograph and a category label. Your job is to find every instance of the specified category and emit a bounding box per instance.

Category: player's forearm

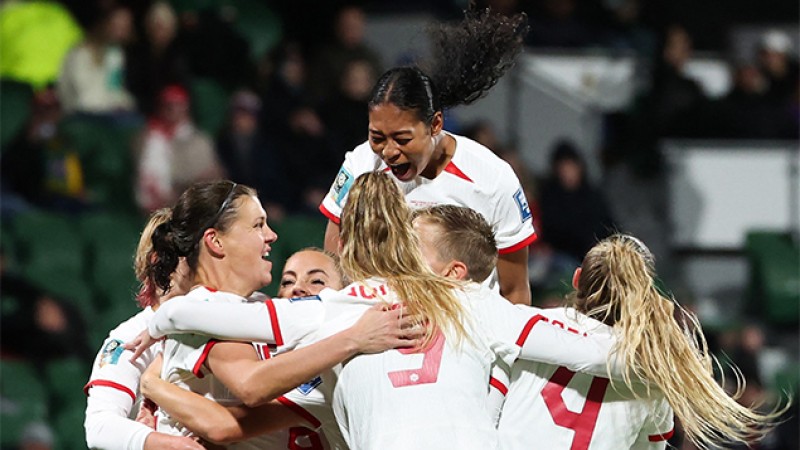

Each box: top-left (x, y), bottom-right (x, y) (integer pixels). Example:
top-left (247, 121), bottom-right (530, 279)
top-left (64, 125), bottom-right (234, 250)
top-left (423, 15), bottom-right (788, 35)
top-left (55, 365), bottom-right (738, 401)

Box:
top-left (149, 299), bottom-right (277, 342)
top-left (85, 393), bottom-right (152, 450)
top-left (497, 249), bottom-right (532, 305)
top-left (140, 375), bottom-right (241, 443)
top-left (236, 331), bottom-right (358, 407)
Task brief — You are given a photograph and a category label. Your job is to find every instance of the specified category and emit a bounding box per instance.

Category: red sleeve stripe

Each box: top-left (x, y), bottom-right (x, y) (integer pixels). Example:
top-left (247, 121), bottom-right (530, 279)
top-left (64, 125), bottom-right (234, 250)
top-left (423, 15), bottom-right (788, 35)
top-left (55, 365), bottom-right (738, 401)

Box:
top-left (648, 428), bottom-right (675, 442)
top-left (265, 299), bottom-right (283, 346)
top-left (277, 395), bottom-right (322, 428)
top-left (489, 377), bottom-right (508, 396)
top-left (84, 380), bottom-right (136, 402)
top-left (516, 314), bottom-right (549, 346)
top-left (319, 204), bottom-right (340, 225)
top-left (192, 340), bottom-right (218, 378)
top-left (498, 232), bottom-right (538, 255)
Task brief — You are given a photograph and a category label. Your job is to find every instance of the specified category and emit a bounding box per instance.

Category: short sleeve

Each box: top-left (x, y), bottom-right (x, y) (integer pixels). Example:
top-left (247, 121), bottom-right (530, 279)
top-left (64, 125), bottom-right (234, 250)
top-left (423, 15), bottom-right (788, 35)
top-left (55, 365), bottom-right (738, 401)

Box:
top-left (638, 398), bottom-right (674, 447)
top-left (266, 297), bottom-right (326, 350)
top-left (491, 165), bottom-right (537, 253)
top-left (319, 142), bottom-right (379, 223)
top-left (85, 337), bottom-right (149, 403)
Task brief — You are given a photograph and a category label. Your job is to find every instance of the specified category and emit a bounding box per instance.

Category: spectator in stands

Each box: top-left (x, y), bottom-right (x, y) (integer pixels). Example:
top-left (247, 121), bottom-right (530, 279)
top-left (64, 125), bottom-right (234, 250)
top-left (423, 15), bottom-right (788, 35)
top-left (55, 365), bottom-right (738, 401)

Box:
top-left (319, 58), bottom-right (376, 161)
top-left (135, 85), bottom-right (224, 213)
top-left (126, 1), bottom-right (190, 116)
top-left (526, 0), bottom-right (599, 48)
top-left (57, 4), bottom-right (137, 117)
top-left (537, 140), bottom-right (615, 274)
top-left (0, 250), bottom-right (93, 367)
top-left (758, 30), bottom-right (800, 105)
top-left (217, 90), bottom-right (290, 220)
top-left (261, 41), bottom-right (338, 214)
top-left (308, 5), bottom-right (382, 103)
top-left (711, 63), bottom-right (785, 139)
top-left (1, 87), bottom-right (88, 214)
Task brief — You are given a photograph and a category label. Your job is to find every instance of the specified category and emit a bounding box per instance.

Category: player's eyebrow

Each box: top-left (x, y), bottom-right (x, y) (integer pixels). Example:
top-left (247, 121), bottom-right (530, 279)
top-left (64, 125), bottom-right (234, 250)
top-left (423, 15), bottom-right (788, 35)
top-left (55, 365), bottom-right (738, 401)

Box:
top-left (282, 270), bottom-right (297, 278)
top-left (305, 269), bottom-right (328, 277)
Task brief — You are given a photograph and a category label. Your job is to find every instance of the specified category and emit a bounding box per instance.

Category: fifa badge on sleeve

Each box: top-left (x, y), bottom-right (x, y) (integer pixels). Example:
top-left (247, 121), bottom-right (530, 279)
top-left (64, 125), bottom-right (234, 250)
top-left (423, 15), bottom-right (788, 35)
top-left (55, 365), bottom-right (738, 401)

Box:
top-left (331, 167), bottom-right (353, 207)
top-left (99, 339), bottom-right (125, 367)
top-left (513, 188), bottom-right (532, 222)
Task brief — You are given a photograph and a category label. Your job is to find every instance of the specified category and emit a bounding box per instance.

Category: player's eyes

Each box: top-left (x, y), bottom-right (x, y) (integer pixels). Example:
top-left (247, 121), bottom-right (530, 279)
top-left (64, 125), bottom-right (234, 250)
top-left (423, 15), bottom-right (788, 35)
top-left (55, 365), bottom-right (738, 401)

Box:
top-left (280, 279), bottom-right (295, 287)
top-left (395, 138), bottom-right (410, 146)
top-left (370, 136), bottom-right (385, 144)
top-left (311, 279), bottom-right (327, 286)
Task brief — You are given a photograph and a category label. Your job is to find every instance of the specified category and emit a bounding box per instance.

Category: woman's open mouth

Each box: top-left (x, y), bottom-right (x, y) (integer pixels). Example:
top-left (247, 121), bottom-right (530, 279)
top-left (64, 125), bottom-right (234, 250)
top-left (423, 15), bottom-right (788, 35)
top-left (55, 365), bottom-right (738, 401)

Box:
top-left (389, 163), bottom-right (412, 179)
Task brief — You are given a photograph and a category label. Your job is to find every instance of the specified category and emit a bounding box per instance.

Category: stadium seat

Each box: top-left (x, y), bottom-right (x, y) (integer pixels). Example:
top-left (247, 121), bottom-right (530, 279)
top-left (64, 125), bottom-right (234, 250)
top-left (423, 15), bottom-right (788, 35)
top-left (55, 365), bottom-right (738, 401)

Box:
top-left (219, 0), bottom-right (283, 61)
top-left (0, 79), bottom-right (33, 151)
top-left (0, 359), bottom-right (49, 448)
top-left (189, 77), bottom-right (229, 136)
top-left (745, 231), bottom-right (800, 327)
top-left (52, 404), bottom-right (86, 450)
top-left (11, 210), bottom-right (84, 278)
top-left (43, 356), bottom-right (89, 416)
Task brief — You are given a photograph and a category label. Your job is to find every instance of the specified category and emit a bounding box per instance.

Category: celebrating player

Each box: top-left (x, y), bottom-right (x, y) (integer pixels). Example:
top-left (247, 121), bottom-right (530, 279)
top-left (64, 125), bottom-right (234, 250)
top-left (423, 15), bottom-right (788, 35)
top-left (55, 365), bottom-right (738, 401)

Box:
top-left (498, 234), bottom-right (786, 450)
top-left (319, 6), bottom-right (536, 305)
top-left (84, 208), bottom-right (202, 450)
top-left (138, 180), bottom-right (416, 446)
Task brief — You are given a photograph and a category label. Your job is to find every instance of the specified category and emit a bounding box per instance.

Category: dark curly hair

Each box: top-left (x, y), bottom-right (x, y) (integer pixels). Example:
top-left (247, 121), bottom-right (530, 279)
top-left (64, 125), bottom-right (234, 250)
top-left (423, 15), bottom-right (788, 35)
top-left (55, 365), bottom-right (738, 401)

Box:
top-left (368, 5), bottom-right (528, 125)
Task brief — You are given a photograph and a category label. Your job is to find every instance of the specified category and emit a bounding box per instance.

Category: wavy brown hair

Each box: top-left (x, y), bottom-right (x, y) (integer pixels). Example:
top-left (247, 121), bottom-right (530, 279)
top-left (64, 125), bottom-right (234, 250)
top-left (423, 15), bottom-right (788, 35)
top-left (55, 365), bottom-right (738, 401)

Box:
top-left (570, 234), bottom-right (785, 449)
top-left (339, 172), bottom-right (469, 347)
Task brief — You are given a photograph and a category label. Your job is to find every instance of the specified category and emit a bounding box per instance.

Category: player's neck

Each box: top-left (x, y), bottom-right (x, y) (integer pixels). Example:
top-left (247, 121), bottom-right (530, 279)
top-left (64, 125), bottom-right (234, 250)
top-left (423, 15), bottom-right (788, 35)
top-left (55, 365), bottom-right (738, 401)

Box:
top-left (421, 133), bottom-right (456, 179)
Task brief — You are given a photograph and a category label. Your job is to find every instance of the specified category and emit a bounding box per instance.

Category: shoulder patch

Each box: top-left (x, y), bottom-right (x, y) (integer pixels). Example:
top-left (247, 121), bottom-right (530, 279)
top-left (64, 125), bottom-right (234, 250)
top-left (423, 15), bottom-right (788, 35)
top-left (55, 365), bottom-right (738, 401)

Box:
top-left (331, 167), bottom-right (354, 207)
top-left (99, 339), bottom-right (126, 368)
top-left (296, 376), bottom-right (323, 395)
top-left (289, 295), bottom-right (322, 303)
top-left (513, 188), bottom-right (532, 222)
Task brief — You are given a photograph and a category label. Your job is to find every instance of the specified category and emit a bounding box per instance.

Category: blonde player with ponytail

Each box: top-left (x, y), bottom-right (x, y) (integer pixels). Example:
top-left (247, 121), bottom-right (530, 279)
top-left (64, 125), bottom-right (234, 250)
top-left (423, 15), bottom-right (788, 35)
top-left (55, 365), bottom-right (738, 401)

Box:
top-left (499, 234), bottom-right (786, 450)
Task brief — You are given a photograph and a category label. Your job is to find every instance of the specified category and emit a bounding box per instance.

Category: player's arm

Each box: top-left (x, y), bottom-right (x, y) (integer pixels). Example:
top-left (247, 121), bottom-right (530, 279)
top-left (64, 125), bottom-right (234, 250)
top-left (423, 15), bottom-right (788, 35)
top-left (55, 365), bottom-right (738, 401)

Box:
top-left (323, 220), bottom-right (340, 254)
top-left (497, 248), bottom-right (532, 305)
top-left (208, 305), bottom-right (420, 407)
top-left (140, 359), bottom-right (303, 444)
top-left (148, 298), bottom-right (281, 342)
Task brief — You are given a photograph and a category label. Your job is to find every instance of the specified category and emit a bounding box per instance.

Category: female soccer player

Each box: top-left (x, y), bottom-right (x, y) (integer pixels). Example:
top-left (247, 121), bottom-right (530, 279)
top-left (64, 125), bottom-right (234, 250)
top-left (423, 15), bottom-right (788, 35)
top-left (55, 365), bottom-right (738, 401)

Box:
top-left (319, 6), bottom-right (536, 305)
top-left (139, 172), bottom-right (625, 450)
top-left (498, 234), bottom-right (786, 450)
top-left (141, 180), bottom-right (416, 446)
top-left (84, 208), bottom-right (202, 450)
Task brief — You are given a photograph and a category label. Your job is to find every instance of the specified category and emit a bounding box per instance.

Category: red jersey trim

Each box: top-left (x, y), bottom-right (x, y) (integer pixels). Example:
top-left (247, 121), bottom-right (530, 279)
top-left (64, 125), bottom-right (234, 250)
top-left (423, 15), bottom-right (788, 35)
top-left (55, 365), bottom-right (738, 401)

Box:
top-left (489, 377), bottom-right (509, 396)
top-left (265, 299), bottom-right (284, 346)
top-left (516, 314), bottom-right (549, 346)
top-left (192, 340), bottom-right (219, 378)
top-left (277, 395), bottom-right (322, 428)
top-left (443, 162), bottom-right (473, 183)
top-left (649, 428), bottom-right (675, 442)
top-left (319, 204), bottom-right (340, 225)
top-left (498, 232), bottom-right (538, 255)
top-left (84, 380), bottom-right (136, 402)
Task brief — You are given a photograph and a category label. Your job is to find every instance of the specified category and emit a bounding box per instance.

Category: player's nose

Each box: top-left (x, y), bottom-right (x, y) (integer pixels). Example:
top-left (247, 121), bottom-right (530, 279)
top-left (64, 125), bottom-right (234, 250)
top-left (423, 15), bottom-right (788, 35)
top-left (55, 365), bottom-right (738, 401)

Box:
top-left (292, 285), bottom-right (309, 297)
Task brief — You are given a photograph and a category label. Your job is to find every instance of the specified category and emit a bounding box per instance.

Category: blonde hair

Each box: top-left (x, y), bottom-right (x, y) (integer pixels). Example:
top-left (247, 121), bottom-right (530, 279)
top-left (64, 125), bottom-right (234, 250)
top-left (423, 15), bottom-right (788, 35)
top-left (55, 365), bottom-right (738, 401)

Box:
top-left (570, 234), bottom-right (785, 449)
top-left (339, 172), bottom-right (469, 347)
top-left (412, 205), bottom-right (497, 283)
top-left (134, 208), bottom-right (172, 307)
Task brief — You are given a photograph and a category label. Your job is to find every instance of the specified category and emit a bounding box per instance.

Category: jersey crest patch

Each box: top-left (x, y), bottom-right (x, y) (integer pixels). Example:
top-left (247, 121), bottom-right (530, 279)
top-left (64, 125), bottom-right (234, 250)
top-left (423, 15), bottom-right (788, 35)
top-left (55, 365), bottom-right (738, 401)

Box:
top-left (513, 188), bottom-right (532, 222)
top-left (289, 295), bottom-right (321, 303)
top-left (331, 167), bottom-right (353, 207)
top-left (99, 339), bottom-right (125, 367)
top-left (296, 376), bottom-right (322, 395)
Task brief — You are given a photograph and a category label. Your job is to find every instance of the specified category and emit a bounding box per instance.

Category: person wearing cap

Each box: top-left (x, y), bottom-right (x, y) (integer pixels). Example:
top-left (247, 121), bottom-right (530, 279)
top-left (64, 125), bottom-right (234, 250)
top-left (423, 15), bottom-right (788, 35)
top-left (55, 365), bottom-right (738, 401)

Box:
top-left (135, 84), bottom-right (225, 213)
top-left (216, 90), bottom-right (290, 220)
top-left (757, 29), bottom-right (799, 104)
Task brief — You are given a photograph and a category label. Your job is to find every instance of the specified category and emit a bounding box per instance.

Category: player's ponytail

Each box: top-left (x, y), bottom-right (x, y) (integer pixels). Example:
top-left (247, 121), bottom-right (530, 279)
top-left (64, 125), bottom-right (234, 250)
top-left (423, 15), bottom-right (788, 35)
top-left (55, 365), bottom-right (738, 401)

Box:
top-left (571, 234), bottom-right (786, 449)
top-left (368, 6), bottom-right (528, 126)
top-left (134, 208), bottom-right (172, 307)
top-left (149, 219), bottom-right (181, 294)
top-left (339, 171), bottom-right (470, 348)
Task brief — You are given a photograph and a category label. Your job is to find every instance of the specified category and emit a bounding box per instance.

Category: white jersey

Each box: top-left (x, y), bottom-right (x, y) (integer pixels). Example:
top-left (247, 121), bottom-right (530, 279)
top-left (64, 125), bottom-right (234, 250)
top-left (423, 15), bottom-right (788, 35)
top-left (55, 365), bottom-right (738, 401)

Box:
top-left (150, 289), bottom-right (346, 449)
top-left (320, 133), bottom-right (537, 254)
top-left (498, 308), bottom-right (675, 450)
top-left (308, 280), bottom-right (622, 450)
top-left (84, 307), bottom-right (161, 450)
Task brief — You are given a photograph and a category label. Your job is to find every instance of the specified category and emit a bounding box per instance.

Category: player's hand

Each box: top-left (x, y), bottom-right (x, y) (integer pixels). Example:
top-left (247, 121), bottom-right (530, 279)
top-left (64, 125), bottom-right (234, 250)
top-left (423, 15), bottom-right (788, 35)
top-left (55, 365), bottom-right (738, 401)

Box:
top-left (135, 397), bottom-right (157, 428)
top-left (124, 328), bottom-right (163, 361)
top-left (140, 354), bottom-right (164, 399)
top-left (347, 304), bottom-right (425, 354)
top-left (143, 433), bottom-right (204, 450)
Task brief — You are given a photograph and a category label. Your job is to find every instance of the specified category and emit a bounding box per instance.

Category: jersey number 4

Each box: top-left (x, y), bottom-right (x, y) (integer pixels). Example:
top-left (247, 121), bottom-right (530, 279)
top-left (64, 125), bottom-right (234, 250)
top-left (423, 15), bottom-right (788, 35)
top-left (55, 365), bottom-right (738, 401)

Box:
top-left (541, 367), bottom-right (610, 450)
top-left (387, 332), bottom-right (445, 388)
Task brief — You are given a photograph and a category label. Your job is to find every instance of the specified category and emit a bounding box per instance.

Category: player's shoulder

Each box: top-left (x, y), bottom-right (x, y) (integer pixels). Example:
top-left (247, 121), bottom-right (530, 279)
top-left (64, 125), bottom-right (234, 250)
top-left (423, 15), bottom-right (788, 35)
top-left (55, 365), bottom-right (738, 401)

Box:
top-left (105, 307), bottom-right (154, 342)
top-left (450, 133), bottom-right (515, 174)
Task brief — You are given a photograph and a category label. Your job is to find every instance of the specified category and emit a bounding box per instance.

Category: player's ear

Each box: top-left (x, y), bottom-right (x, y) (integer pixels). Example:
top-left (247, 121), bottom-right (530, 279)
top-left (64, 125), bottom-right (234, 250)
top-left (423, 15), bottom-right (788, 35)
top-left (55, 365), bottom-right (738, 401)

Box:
top-left (445, 260), bottom-right (469, 281)
top-left (430, 111), bottom-right (444, 136)
top-left (572, 267), bottom-right (582, 289)
top-left (202, 228), bottom-right (225, 257)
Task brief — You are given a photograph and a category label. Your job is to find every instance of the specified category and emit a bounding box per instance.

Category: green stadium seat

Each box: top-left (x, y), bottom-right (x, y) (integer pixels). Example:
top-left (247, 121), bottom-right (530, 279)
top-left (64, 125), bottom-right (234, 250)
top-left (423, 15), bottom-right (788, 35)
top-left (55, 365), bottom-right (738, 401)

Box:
top-left (43, 356), bottom-right (89, 416)
top-left (220, 0), bottom-right (283, 60)
top-left (11, 210), bottom-right (84, 279)
top-left (745, 231), bottom-right (800, 327)
top-left (0, 79), bottom-right (33, 151)
top-left (189, 77), bottom-right (229, 136)
top-left (52, 404), bottom-right (86, 450)
top-left (0, 359), bottom-right (49, 447)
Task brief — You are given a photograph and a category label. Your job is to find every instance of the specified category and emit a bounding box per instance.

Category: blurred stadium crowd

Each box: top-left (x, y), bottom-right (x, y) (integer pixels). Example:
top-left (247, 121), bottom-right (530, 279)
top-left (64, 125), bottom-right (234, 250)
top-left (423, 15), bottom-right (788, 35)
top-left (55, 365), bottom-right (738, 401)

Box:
top-left (0, 0), bottom-right (797, 448)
